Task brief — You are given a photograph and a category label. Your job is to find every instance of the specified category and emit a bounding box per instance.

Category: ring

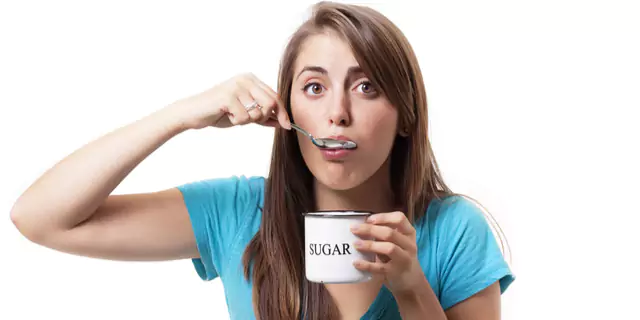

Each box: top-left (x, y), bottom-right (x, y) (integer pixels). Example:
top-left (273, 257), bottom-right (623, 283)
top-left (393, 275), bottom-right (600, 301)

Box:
top-left (245, 101), bottom-right (261, 112)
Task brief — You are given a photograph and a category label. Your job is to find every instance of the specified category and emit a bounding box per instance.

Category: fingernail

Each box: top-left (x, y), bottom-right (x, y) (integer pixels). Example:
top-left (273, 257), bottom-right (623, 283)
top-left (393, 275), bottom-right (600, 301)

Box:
top-left (350, 224), bottom-right (360, 232)
top-left (353, 240), bottom-right (363, 248)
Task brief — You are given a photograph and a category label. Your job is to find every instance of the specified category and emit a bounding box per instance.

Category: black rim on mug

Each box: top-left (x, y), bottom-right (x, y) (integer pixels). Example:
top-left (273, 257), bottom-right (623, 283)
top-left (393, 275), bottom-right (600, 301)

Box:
top-left (302, 210), bottom-right (372, 218)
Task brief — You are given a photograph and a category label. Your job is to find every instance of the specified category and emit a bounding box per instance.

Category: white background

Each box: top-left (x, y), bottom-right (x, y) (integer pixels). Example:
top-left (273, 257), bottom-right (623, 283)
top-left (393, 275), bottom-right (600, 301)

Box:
top-left (2, 0), bottom-right (639, 319)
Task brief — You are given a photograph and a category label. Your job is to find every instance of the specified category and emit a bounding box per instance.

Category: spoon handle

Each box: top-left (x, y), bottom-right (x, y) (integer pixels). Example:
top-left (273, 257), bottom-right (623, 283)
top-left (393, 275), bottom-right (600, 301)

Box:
top-left (267, 111), bottom-right (310, 137)
top-left (289, 122), bottom-right (312, 139)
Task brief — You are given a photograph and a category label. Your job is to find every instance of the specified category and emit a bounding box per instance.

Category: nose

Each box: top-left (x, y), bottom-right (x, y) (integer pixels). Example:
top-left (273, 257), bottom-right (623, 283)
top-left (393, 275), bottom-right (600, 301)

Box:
top-left (328, 89), bottom-right (351, 126)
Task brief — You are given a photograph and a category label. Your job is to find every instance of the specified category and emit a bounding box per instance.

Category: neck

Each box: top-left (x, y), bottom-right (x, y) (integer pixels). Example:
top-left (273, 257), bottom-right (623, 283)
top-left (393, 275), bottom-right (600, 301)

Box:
top-left (314, 162), bottom-right (396, 213)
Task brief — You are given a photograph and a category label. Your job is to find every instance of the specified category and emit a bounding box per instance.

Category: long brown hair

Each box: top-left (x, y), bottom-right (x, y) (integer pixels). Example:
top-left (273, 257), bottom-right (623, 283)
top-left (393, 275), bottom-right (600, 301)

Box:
top-left (242, 2), bottom-right (493, 319)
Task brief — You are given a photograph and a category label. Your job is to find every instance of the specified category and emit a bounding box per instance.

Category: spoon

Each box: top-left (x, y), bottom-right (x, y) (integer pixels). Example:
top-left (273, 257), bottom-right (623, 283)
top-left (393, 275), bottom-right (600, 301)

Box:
top-left (265, 110), bottom-right (357, 149)
top-left (289, 122), bottom-right (357, 150)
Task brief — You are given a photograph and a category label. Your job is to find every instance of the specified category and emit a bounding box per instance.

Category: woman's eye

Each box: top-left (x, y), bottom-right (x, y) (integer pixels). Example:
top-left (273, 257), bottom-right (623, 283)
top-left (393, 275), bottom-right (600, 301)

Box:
top-left (304, 83), bottom-right (324, 95)
top-left (356, 81), bottom-right (376, 94)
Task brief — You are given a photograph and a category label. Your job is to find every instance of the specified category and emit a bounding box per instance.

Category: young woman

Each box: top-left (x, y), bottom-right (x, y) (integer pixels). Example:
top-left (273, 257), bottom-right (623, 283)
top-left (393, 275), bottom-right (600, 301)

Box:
top-left (11, 2), bottom-right (514, 319)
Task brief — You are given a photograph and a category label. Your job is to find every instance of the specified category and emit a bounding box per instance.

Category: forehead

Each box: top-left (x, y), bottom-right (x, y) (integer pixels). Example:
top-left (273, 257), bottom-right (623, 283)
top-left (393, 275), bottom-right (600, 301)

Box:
top-left (294, 31), bottom-right (360, 74)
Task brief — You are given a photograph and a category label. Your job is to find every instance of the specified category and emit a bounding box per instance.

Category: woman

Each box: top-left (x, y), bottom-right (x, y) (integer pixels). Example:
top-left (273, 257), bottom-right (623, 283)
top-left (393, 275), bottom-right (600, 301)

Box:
top-left (10, 1), bottom-right (514, 319)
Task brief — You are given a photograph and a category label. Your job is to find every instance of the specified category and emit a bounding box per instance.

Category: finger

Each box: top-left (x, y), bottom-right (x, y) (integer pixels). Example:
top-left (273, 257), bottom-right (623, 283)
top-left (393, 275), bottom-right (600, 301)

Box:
top-left (352, 259), bottom-right (390, 274)
top-left (249, 75), bottom-right (291, 129)
top-left (260, 118), bottom-right (280, 128)
top-left (226, 96), bottom-right (252, 126)
top-left (366, 211), bottom-right (415, 236)
top-left (351, 224), bottom-right (416, 253)
top-left (273, 98), bottom-right (292, 130)
top-left (248, 75), bottom-right (279, 103)
top-left (236, 91), bottom-right (264, 123)
top-left (353, 240), bottom-right (410, 263)
top-left (257, 84), bottom-right (290, 130)
top-left (248, 85), bottom-right (278, 125)
top-left (247, 73), bottom-right (280, 106)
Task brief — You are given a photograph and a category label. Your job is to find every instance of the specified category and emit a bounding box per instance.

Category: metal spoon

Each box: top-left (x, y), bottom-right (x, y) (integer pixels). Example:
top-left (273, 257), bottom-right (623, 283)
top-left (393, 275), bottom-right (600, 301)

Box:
top-left (266, 110), bottom-right (357, 149)
top-left (289, 122), bottom-right (357, 150)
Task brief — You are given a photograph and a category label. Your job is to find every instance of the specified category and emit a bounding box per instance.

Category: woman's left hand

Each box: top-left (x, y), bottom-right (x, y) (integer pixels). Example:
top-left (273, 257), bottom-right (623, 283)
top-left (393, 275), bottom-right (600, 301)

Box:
top-left (350, 211), bottom-right (426, 295)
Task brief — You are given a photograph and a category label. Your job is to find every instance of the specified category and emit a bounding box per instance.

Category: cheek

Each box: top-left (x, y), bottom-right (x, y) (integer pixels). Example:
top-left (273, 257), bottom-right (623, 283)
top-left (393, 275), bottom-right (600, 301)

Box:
top-left (370, 112), bottom-right (397, 134)
top-left (290, 92), bottom-right (318, 128)
top-left (359, 107), bottom-right (398, 149)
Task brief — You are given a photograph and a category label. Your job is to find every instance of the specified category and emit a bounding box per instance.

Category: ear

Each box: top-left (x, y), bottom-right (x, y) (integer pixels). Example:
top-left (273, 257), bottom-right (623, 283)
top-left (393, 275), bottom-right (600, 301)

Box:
top-left (398, 126), bottom-right (410, 137)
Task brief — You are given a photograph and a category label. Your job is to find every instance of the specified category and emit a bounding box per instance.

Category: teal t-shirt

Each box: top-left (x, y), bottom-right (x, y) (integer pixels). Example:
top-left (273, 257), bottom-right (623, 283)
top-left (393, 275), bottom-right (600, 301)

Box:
top-left (177, 175), bottom-right (514, 319)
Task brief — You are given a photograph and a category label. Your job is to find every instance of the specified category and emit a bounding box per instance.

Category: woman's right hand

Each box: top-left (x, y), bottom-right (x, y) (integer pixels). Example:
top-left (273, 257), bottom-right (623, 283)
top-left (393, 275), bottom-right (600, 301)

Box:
top-left (165, 73), bottom-right (292, 130)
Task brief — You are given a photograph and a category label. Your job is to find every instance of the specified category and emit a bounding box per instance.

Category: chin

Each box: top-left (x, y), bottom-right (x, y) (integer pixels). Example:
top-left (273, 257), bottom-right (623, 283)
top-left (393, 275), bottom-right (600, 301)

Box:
top-left (312, 163), bottom-right (370, 191)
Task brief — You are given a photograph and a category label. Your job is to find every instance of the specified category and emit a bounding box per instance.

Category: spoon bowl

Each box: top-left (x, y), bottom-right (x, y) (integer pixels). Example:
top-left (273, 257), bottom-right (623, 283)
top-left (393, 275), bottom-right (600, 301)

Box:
top-left (289, 123), bottom-right (357, 150)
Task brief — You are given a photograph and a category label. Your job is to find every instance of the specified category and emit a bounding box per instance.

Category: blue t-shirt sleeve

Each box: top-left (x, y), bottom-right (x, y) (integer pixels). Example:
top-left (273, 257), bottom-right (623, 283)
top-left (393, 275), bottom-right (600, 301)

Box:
top-left (432, 196), bottom-right (515, 310)
top-left (176, 175), bottom-right (263, 281)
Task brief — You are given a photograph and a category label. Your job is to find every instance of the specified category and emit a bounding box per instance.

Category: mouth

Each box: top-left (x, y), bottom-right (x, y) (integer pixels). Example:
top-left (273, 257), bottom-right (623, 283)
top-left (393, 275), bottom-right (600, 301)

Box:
top-left (314, 134), bottom-right (357, 151)
top-left (320, 147), bottom-right (353, 161)
top-left (318, 135), bottom-right (357, 160)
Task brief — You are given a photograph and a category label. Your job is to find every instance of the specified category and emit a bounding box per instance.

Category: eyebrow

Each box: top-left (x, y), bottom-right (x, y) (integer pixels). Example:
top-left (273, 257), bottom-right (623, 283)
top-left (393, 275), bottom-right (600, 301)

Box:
top-left (295, 65), bottom-right (365, 80)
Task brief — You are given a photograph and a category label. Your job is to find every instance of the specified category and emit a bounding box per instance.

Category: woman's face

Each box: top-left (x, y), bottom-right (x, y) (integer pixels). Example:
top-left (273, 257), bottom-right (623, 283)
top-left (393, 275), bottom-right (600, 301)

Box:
top-left (290, 31), bottom-right (399, 191)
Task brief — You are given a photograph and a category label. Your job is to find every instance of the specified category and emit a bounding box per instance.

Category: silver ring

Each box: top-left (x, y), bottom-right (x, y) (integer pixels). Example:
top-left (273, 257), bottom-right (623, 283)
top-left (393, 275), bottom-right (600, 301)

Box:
top-left (245, 101), bottom-right (260, 112)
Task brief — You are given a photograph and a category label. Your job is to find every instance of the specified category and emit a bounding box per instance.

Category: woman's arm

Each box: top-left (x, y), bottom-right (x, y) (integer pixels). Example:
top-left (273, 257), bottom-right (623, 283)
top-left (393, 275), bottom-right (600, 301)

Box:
top-left (395, 280), bottom-right (501, 319)
top-left (10, 73), bottom-right (289, 261)
top-left (9, 106), bottom-right (199, 260)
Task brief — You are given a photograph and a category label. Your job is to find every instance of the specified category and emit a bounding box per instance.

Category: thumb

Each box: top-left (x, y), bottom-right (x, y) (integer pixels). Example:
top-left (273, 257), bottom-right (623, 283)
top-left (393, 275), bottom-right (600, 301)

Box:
top-left (273, 100), bottom-right (291, 130)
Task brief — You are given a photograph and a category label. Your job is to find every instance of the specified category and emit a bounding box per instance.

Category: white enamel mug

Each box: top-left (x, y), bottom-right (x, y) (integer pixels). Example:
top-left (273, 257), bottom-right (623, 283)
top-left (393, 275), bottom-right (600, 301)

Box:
top-left (304, 210), bottom-right (375, 283)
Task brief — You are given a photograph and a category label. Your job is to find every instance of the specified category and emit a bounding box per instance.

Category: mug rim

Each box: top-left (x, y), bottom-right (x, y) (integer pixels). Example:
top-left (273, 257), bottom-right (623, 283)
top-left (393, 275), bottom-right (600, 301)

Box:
top-left (302, 210), bottom-right (372, 217)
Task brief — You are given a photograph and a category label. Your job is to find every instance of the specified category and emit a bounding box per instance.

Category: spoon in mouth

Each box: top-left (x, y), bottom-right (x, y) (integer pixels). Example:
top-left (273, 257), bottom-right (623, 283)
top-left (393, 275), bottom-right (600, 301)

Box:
top-left (265, 109), bottom-right (357, 149)
top-left (289, 123), bottom-right (357, 150)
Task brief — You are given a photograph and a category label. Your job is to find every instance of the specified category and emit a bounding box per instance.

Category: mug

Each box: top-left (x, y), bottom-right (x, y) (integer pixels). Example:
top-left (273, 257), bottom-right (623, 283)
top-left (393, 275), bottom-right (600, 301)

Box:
top-left (303, 210), bottom-right (375, 283)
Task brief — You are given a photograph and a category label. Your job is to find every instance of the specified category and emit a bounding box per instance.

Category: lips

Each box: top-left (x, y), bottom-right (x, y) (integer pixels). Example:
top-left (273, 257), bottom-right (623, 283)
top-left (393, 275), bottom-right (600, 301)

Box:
top-left (320, 148), bottom-right (353, 161)
top-left (326, 135), bottom-right (354, 142)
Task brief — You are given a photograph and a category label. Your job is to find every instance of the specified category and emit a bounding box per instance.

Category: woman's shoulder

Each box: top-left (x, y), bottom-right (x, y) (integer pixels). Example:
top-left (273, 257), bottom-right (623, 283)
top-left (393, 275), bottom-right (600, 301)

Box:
top-left (176, 175), bottom-right (266, 205)
top-left (175, 174), bottom-right (266, 239)
top-left (177, 174), bottom-right (266, 190)
top-left (417, 193), bottom-right (508, 270)
top-left (417, 194), bottom-right (514, 308)
top-left (421, 194), bottom-right (491, 231)
top-left (176, 175), bottom-right (266, 281)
